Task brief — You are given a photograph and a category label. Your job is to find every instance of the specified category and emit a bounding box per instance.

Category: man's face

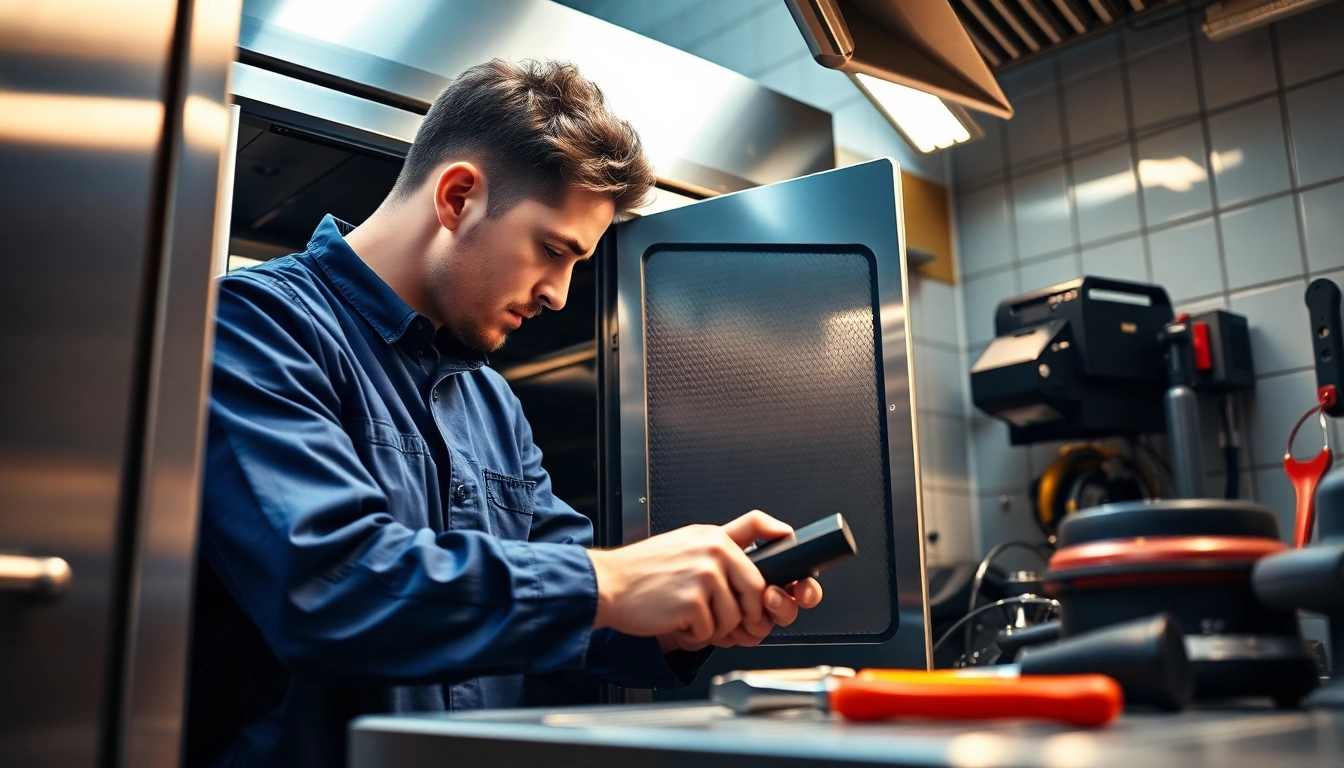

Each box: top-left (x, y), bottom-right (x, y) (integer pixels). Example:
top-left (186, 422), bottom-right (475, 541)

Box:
top-left (432, 186), bottom-right (614, 353)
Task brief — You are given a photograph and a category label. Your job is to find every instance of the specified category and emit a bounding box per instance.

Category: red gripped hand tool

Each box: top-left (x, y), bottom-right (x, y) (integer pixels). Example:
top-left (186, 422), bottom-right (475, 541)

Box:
top-left (1285, 385), bottom-right (1336, 548)
top-left (710, 666), bottom-right (1123, 728)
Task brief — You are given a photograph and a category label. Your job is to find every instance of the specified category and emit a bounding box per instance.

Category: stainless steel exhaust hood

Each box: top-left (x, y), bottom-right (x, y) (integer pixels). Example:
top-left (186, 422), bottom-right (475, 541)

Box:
top-left (785, 0), bottom-right (1014, 118)
top-left (236, 0), bottom-right (835, 198)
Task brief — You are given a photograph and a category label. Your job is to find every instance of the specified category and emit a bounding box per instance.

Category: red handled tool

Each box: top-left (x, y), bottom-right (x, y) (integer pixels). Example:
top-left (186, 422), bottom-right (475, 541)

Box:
top-left (1285, 385), bottom-right (1335, 547)
top-left (710, 666), bottom-right (1122, 727)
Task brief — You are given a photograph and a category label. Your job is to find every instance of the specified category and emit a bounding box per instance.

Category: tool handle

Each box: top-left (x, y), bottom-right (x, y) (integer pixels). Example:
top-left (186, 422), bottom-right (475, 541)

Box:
top-left (1307, 279), bottom-right (1344, 418)
top-left (831, 675), bottom-right (1122, 727)
top-left (1286, 448), bottom-right (1332, 548)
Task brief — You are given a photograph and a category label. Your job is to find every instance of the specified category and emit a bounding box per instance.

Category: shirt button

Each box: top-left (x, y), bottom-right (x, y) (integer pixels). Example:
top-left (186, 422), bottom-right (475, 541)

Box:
top-left (455, 484), bottom-right (470, 503)
top-left (431, 388), bottom-right (439, 402)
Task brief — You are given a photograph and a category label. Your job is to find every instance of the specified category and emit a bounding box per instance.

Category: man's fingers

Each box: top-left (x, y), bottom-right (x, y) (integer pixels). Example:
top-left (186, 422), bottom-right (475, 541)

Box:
top-left (788, 578), bottom-right (824, 609)
top-left (764, 585), bottom-right (800, 627)
top-left (681, 592), bottom-right (716, 647)
top-left (720, 509), bottom-right (793, 548)
top-left (721, 540), bottom-right (769, 636)
top-left (708, 574), bottom-right (742, 645)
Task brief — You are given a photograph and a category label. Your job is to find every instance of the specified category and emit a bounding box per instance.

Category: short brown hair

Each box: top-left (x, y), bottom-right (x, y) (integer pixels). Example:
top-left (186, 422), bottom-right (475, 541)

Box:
top-left (391, 59), bottom-right (655, 218)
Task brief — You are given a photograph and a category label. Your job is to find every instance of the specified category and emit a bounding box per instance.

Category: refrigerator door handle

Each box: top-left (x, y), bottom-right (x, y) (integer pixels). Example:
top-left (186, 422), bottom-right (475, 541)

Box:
top-left (0, 554), bottom-right (71, 601)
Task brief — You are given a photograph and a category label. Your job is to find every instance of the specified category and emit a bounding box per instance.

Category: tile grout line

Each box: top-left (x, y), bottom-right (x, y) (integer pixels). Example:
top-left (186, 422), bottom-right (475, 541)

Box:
top-left (1053, 57), bottom-right (1085, 287)
top-left (1117, 31), bottom-right (1155, 283)
top-left (1269, 23), bottom-right (1314, 280)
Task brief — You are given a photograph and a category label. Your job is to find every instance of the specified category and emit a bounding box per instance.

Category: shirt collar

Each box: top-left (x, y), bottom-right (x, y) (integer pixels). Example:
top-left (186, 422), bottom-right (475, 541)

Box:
top-left (307, 215), bottom-right (419, 344)
top-left (305, 215), bottom-right (488, 368)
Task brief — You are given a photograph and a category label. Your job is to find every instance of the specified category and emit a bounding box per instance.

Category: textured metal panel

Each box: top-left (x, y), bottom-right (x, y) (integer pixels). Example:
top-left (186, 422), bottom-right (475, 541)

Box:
top-left (611, 159), bottom-right (928, 677)
top-left (643, 248), bottom-right (894, 639)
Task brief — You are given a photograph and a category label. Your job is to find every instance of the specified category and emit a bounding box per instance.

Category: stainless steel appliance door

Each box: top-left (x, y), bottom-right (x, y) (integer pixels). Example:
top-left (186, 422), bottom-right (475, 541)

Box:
top-left (610, 160), bottom-right (929, 682)
top-left (0, 1), bottom-right (240, 766)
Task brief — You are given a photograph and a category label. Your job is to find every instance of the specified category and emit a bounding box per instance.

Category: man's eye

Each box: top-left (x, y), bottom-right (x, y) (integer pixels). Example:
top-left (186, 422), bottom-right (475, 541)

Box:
top-left (544, 246), bottom-right (562, 260)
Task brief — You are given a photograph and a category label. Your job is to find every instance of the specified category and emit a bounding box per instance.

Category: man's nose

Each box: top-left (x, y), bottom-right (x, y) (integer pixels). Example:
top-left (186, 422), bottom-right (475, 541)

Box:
top-left (538, 266), bottom-right (572, 312)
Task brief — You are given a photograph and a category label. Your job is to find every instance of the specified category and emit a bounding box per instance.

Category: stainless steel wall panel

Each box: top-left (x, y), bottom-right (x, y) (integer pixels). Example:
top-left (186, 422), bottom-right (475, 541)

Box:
top-left (118, 1), bottom-right (243, 766)
top-left (0, 1), bottom-right (178, 765)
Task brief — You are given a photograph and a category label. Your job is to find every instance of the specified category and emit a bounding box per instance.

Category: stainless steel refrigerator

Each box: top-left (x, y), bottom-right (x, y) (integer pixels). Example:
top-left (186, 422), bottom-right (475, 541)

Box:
top-left (0, 1), bottom-right (241, 767)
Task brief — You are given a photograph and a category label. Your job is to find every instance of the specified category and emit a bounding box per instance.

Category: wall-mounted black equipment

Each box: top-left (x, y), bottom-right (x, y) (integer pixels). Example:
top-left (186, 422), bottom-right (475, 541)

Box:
top-left (970, 277), bottom-right (1257, 453)
top-left (970, 277), bottom-right (1175, 445)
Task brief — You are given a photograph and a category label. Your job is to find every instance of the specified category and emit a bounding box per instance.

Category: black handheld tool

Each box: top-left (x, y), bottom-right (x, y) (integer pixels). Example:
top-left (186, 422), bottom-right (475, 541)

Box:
top-left (746, 513), bottom-right (856, 586)
top-left (1307, 278), bottom-right (1344, 417)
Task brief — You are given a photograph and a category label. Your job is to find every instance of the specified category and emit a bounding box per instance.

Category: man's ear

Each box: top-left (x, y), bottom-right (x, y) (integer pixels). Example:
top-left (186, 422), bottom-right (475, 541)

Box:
top-left (432, 161), bottom-right (487, 233)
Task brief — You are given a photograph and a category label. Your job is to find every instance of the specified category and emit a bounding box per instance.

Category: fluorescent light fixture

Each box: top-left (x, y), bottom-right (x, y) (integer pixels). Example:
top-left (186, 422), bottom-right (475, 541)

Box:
top-left (851, 73), bottom-right (983, 154)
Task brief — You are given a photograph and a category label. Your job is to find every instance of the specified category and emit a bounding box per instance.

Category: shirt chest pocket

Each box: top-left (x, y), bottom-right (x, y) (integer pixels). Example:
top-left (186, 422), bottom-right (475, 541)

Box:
top-left (483, 470), bottom-right (535, 541)
top-left (349, 418), bottom-right (439, 530)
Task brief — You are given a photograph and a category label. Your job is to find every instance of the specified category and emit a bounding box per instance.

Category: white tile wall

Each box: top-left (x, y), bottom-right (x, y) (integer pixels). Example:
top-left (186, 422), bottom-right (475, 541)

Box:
top-left (1072, 144), bottom-right (1141, 243)
top-left (1019, 253), bottom-right (1078, 292)
top-left (1128, 40), bottom-right (1200, 131)
top-left (964, 270), bottom-right (1017, 345)
top-left (1228, 280), bottom-right (1314, 376)
top-left (947, 3), bottom-right (1344, 559)
top-left (958, 183), bottom-right (1014, 274)
top-left (1136, 122), bottom-right (1213, 226)
top-left (1149, 217), bottom-right (1222, 301)
top-left (1287, 74), bottom-right (1344, 187)
top-left (910, 275), bottom-right (963, 348)
top-left (1063, 67), bottom-right (1128, 151)
top-left (1301, 180), bottom-right (1344, 273)
top-left (1207, 96), bottom-right (1292, 207)
top-left (1007, 87), bottom-right (1065, 170)
top-left (1219, 196), bottom-right (1303, 290)
top-left (1195, 27), bottom-right (1277, 111)
top-left (953, 117), bottom-right (1006, 187)
top-left (1082, 236), bottom-right (1147, 283)
top-left (1012, 164), bottom-right (1073, 258)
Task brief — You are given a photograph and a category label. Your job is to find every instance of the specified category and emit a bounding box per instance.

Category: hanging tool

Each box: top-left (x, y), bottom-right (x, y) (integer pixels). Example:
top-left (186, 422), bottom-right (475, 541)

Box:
top-left (1285, 392), bottom-right (1333, 548)
top-left (710, 666), bottom-right (1122, 727)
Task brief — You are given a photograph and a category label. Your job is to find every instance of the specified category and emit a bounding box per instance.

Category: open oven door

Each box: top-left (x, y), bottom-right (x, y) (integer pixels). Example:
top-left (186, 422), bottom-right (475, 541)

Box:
top-left (597, 159), bottom-right (930, 697)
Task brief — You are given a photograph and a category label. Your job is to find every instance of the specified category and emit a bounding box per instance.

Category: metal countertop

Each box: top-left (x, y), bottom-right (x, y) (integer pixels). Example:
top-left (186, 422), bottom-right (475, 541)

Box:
top-left (350, 700), bottom-right (1344, 768)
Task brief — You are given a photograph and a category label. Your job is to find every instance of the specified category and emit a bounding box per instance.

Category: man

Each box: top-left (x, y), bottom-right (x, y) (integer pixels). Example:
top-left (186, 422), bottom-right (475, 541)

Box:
top-left (187, 59), bottom-right (823, 767)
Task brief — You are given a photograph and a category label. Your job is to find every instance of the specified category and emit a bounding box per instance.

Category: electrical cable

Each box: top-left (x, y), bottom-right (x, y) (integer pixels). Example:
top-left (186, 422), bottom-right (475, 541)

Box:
top-left (1219, 394), bottom-right (1240, 499)
top-left (933, 596), bottom-right (1061, 659)
top-left (965, 540), bottom-right (1053, 654)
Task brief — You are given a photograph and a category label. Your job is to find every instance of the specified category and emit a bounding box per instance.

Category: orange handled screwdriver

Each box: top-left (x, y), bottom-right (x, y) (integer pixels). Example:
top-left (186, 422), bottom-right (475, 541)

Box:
top-left (711, 667), bottom-right (1122, 727)
top-left (836, 672), bottom-right (1121, 726)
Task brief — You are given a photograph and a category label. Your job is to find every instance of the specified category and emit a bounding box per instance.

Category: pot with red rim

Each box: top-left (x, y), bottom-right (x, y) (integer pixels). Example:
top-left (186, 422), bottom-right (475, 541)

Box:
top-left (1042, 499), bottom-right (1317, 703)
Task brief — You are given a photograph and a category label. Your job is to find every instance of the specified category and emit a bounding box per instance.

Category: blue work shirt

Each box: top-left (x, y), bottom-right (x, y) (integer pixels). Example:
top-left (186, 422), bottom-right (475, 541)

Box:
top-left (186, 215), bottom-right (700, 768)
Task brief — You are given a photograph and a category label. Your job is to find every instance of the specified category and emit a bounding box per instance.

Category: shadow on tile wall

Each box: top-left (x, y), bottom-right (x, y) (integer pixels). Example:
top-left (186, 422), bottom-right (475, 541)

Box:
top-left (950, 2), bottom-right (1344, 557)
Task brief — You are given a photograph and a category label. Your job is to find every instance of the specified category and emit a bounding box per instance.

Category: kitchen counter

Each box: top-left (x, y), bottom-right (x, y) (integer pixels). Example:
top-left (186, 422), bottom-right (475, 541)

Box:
top-left (349, 700), bottom-right (1344, 768)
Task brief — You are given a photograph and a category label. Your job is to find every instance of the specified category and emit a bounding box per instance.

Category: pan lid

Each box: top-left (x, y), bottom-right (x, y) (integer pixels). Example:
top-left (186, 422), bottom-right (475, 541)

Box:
top-left (1056, 499), bottom-right (1280, 546)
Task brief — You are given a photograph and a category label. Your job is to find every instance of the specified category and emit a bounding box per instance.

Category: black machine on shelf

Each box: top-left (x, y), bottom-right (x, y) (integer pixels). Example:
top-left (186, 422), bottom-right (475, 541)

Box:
top-left (970, 277), bottom-right (1255, 510)
top-left (970, 276), bottom-right (1253, 446)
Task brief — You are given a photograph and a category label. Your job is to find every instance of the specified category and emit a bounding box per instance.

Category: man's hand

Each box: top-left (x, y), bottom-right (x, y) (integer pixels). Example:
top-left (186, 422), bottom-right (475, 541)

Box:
top-left (587, 510), bottom-right (824, 653)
